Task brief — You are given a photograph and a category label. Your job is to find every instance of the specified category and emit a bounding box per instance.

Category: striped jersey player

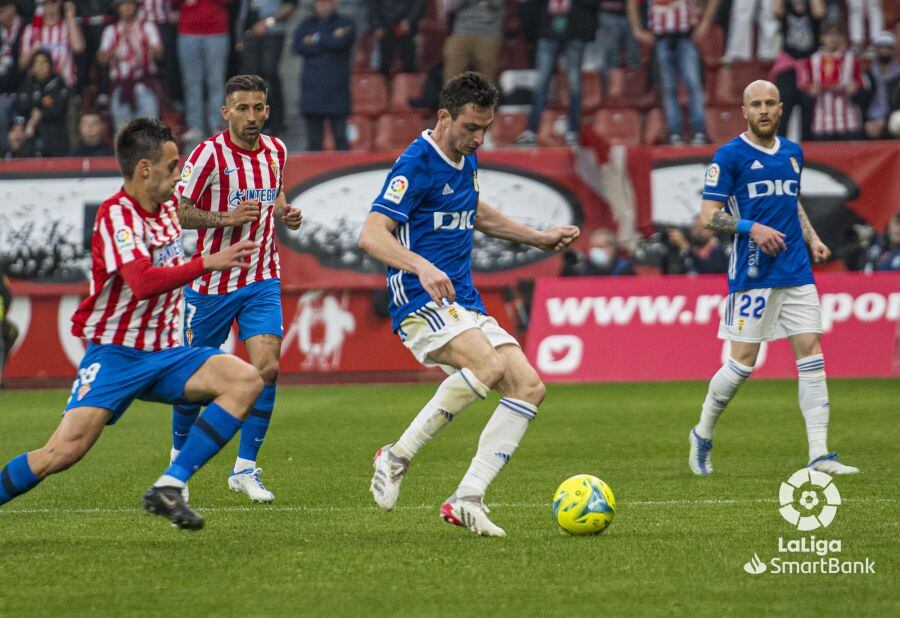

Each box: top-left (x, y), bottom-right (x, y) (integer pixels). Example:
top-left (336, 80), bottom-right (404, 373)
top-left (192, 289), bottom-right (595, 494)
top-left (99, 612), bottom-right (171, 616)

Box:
top-left (688, 79), bottom-right (858, 478)
top-left (0, 118), bottom-right (264, 531)
top-left (169, 74), bottom-right (302, 503)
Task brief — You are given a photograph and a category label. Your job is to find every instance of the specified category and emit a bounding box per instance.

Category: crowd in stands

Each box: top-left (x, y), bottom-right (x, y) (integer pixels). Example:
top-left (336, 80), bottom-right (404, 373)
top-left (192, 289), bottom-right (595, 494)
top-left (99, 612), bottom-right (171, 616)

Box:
top-left (0, 0), bottom-right (897, 157)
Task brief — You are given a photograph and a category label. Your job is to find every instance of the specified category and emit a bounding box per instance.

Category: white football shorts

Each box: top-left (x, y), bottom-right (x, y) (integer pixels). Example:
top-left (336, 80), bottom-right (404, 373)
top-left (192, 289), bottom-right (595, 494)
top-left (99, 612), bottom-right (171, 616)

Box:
top-left (718, 284), bottom-right (823, 343)
top-left (398, 301), bottom-right (520, 374)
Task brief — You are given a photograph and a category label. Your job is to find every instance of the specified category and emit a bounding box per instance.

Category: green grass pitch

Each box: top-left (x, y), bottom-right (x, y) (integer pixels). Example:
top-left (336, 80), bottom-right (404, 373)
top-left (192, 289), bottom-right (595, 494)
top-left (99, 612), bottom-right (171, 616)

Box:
top-left (0, 378), bottom-right (897, 615)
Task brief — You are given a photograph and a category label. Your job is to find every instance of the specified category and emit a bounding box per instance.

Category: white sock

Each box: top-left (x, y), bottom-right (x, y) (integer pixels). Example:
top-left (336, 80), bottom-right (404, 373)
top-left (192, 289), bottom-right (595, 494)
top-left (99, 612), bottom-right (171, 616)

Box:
top-left (169, 448), bottom-right (179, 464)
top-left (233, 457), bottom-right (256, 474)
top-left (456, 397), bottom-right (537, 500)
top-left (154, 475), bottom-right (186, 489)
top-left (797, 354), bottom-right (829, 460)
top-left (695, 358), bottom-right (753, 439)
top-left (391, 368), bottom-right (489, 461)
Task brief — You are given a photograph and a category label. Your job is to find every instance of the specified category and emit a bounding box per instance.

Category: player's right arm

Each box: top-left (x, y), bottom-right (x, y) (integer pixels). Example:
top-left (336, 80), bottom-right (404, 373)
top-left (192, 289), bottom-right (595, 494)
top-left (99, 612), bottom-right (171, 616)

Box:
top-left (358, 212), bottom-right (455, 304)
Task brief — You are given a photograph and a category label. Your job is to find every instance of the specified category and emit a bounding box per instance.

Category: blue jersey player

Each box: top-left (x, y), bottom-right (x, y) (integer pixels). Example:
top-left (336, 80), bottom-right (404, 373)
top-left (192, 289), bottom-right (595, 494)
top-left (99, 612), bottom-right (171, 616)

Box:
top-left (359, 72), bottom-right (580, 537)
top-left (688, 80), bottom-right (858, 476)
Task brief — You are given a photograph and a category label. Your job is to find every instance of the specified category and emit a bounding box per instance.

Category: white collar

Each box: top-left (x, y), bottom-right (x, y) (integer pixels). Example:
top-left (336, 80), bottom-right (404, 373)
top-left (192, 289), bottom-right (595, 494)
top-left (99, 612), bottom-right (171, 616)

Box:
top-left (740, 132), bottom-right (781, 155)
top-left (423, 130), bottom-right (465, 170)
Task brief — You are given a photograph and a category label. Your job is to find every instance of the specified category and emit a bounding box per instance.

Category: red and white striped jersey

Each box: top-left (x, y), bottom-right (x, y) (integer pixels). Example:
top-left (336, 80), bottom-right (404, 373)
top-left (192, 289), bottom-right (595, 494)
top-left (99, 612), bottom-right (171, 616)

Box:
top-left (806, 49), bottom-right (863, 136)
top-left (20, 20), bottom-right (77, 86)
top-left (179, 131), bottom-right (287, 295)
top-left (71, 191), bottom-right (187, 350)
top-left (646, 0), bottom-right (698, 36)
top-left (141, 0), bottom-right (174, 24)
top-left (99, 18), bottom-right (161, 82)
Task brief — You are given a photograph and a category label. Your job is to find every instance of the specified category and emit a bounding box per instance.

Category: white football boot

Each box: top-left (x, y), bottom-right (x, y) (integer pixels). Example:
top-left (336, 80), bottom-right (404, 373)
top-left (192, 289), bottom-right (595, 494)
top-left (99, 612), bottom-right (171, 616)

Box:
top-left (440, 494), bottom-right (506, 538)
top-left (228, 467), bottom-right (275, 502)
top-left (688, 427), bottom-right (714, 475)
top-left (370, 444), bottom-right (408, 511)
top-left (807, 452), bottom-right (859, 475)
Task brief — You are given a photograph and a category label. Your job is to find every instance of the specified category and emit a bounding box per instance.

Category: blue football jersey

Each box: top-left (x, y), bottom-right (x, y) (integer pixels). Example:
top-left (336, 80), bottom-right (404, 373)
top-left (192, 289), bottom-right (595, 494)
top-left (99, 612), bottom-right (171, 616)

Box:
top-left (701, 134), bottom-right (814, 293)
top-left (370, 131), bottom-right (487, 331)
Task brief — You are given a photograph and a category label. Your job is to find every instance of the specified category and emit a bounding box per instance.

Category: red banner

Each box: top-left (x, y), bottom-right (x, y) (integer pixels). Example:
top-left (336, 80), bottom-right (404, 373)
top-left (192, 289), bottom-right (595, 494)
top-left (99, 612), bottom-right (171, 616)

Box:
top-left (525, 272), bottom-right (900, 382)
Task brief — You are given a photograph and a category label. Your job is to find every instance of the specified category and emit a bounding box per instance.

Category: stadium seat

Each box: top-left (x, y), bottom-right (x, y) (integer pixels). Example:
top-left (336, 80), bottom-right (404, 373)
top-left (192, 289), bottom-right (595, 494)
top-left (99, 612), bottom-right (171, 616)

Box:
top-left (604, 67), bottom-right (657, 110)
top-left (698, 25), bottom-right (725, 69)
top-left (352, 73), bottom-right (388, 117)
top-left (488, 112), bottom-right (529, 147)
top-left (706, 107), bottom-right (747, 144)
top-left (390, 73), bottom-right (427, 112)
top-left (418, 30), bottom-right (447, 72)
top-left (713, 62), bottom-right (771, 105)
top-left (374, 113), bottom-right (429, 151)
top-left (591, 109), bottom-right (641, 146)
top-left (498, 36), bottom-right (530, 72)
top-left (322, 115), bottom-right (373, 152)
top-left (536, 110), bottom-right (570, 147)
top-left (550, 72), bottom-right (603, 112)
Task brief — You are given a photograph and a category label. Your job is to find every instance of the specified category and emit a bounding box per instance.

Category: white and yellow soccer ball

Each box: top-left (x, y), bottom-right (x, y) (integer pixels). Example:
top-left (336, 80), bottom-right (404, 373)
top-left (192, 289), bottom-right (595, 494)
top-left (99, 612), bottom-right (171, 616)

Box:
top-left (552, 474), bottom-right (616, 536)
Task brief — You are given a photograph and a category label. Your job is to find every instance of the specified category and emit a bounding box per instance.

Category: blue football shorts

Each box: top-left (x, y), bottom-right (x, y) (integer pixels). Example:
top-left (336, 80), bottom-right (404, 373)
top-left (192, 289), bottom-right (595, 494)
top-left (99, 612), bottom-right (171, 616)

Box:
top-left (183, 278), bottom-right (284, 347)
top-left (63, 342), bottom-right (223, 424)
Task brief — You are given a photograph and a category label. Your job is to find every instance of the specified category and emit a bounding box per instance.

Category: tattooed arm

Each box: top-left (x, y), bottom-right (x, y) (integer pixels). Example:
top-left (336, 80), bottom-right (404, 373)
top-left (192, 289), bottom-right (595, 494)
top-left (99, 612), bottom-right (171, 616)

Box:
top-left (177, 196), bottom-right (260, 229)
top-left (798, 199), bottom-right (831, 263)
top-left (700, 199), bottom-right (788, 256)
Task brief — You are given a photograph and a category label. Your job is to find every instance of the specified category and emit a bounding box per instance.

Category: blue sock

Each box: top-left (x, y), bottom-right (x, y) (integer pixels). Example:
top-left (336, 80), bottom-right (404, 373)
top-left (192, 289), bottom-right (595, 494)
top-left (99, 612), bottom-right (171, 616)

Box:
top-left (0, 453), bottom-right (42, 506)
top-left (165, 403), bottom-right (243, 483)
top-left (172, 403), bottom-right (201, 451)
top-left (238, 384), bottom-right (275, 462)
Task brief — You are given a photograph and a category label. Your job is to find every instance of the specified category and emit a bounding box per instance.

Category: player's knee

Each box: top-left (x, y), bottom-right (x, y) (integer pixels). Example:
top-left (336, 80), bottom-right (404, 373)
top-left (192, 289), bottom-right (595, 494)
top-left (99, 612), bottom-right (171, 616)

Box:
top-left (256, 361), bottom-right (279, 386)
top-left (509, 372), bottom-right (546, 406)
top-left (230, 364), bottom-right (264, 404)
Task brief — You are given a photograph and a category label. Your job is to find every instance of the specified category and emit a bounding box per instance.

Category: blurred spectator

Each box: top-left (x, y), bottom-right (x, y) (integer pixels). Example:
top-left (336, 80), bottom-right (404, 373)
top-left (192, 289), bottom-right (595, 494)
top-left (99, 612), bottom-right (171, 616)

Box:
top-left (663, 217), bottom-right (730, 274)
top-left (771, 0), bottom-right (824, 142)
top-left (0, 0), bottom-right (24, 150)
top-left (595, 0), bottom-right (641, 81)
top-left (141, 0), bottom-right (182, 110)
top-left (15, 48), bottom-right (69, 155)
top-left (721, 0), bottom-right (779, 63)
top-left (516, 0), bottom-right (542, 65)
top-left (370, 0), bottom-right (424, 75)
top-left (235, 0), bottom-right (295, 135)
top-left (443, 0), bottom-right (504, 84)
top-left (70, 107), bottom-right (112, 155)
top-left (867, 212), bottom-right (900, 271)
top-left (3, 115), bottom-right (34, 156)
top-left (97, 0), bottom-right (162, 131)
top-left (802, 21), bottom-right (864, 140)
top-left (292, 0), bottom-right (354, 151)
top-left (75, 0), bottom-right (113, 97)
top-left (561, 228), bottom-right (634, 276)
top-left (861, 31), bottom-right (899, 139)
top-left (846, 0), bottom-right (883, 51)
top-left (628, 0), bottom-right (718, 146)
top-left (514, 0), bottom-right (601, 147)
top-left (18, 0), bottom-right (84, 87)
top-left (177, 0), bottom-right (231, 143)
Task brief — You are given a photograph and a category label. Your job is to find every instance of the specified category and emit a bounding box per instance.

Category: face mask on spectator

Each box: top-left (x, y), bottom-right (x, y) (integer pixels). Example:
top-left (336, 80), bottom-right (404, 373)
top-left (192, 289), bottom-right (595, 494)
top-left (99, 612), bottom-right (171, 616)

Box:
top-left (589, 247), bottom-right (611, 268)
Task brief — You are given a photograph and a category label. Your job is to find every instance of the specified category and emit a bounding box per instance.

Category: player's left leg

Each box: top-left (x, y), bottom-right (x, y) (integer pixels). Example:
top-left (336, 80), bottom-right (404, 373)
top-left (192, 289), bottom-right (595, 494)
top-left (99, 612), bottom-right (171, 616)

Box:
top-left (228, 279), bottom-right (285, 502)
top-left (788, 332), bottom-right (859, 475)
top-left (0, 406), bottom-right (111, 507)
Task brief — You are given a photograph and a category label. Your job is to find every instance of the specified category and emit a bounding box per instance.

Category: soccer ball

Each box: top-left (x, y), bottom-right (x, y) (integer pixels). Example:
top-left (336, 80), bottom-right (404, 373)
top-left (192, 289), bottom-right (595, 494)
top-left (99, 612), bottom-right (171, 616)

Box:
top-left (552, 474), bottom-right (616, 536)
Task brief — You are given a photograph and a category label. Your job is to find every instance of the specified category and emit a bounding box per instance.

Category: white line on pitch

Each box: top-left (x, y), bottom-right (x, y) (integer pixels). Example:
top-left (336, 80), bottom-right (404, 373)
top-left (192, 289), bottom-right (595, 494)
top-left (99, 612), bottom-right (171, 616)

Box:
top-left (1, 497), bottom-right (896, 516)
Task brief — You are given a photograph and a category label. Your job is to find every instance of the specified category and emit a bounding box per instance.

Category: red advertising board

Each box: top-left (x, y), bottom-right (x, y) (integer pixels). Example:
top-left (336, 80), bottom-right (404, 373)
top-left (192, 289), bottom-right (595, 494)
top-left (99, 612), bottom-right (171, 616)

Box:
top-left (525, 272), bottom-right (900, 382)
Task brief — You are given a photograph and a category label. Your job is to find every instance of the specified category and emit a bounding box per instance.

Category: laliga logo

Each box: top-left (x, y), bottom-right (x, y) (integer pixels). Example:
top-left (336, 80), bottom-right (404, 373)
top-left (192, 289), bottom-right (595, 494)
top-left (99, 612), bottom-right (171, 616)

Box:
top-left (778, 468), bottom-right (841, 531)
top-left (748, 179), bottom-right (798, 198)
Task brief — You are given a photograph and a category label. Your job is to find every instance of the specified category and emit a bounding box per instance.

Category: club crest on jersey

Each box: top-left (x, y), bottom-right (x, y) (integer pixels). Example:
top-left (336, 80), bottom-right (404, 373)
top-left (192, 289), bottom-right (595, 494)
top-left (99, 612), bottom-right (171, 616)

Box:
top-left (228, 188), bottom-right (278, 208)
top-left (185, 328), bottom-right (194, 345)
top-left (383, 175), bottom-right (409, 204)
top-left (790, 156), bottom-right (800, 174)
top-left (270, 161), bottom-right (280, 184)
top-left (705, 163), bottom-right (720, 187)
top-left (448, 306), bottom-right (461, 322)
top-left (114, 226), bottom-right (135, 252)
top-left (473, 171), bottom-right (479, 192)
top-left (181, 162), bottom-right (193, 183)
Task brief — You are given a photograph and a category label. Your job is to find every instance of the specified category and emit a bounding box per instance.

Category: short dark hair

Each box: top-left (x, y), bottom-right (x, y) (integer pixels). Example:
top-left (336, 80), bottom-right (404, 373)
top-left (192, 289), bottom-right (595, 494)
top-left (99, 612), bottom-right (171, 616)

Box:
top-left (439, 71), bottom-right (499, 119)
top-left (28, 49), bottom-right (53, 72)
top-left (225, 74), bottom-right (269, 102)
top-left (115, 118), bottom-right (174, 179)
